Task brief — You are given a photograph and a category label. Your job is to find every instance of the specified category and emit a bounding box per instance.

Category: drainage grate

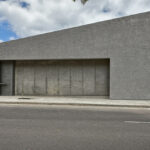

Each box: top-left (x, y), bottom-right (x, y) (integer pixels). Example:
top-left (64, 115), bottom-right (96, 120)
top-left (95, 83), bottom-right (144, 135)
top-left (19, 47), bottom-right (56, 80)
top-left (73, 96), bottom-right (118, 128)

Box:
top-left (18, 97), bottom-right (32, 100)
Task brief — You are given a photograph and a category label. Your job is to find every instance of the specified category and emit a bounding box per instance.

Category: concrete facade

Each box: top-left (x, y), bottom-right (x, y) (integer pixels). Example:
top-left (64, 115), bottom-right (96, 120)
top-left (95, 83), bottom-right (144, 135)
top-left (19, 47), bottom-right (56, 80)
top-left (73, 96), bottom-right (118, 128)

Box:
top-left (15, 60), bottom-right (109, 96)
top-left (0, 61), bottom-right (14, 95)
top-left (0, 12), bottom-right (150, 99)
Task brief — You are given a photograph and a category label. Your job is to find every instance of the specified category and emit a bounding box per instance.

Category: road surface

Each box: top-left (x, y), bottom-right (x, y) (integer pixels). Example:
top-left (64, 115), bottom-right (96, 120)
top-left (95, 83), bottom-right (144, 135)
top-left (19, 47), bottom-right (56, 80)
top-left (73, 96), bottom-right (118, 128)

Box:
top-left (0, 104), bottom-right (149, 150)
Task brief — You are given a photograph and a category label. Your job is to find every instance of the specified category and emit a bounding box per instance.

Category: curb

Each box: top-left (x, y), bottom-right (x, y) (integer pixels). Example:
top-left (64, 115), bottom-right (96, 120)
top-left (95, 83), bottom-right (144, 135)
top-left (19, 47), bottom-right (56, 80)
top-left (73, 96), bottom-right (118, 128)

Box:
top-left (0, 101), bottom-right (150, 108)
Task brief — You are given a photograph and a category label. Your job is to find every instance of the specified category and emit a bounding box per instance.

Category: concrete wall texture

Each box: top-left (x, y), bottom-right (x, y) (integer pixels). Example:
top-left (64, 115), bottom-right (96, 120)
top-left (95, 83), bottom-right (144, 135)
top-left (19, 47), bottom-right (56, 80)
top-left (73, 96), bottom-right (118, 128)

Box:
top-left (0, 12), bottom-right (150, 99)
top-left (0, 61), bottom-right (14, 95)
top-left (15, 60), bottom-right (109, 96)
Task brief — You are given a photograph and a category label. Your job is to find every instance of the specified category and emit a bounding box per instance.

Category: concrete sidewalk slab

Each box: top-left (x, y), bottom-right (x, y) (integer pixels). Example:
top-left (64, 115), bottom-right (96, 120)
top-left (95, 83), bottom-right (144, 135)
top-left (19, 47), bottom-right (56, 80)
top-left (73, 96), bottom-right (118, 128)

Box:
top-left (0, 96), bottom-right (150, 108)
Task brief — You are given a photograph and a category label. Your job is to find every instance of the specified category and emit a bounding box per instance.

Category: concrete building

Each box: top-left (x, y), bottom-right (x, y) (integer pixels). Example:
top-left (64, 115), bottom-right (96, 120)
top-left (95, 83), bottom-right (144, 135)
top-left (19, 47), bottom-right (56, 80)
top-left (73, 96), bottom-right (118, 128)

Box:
top-left (0, 11), bottom-right (150, 100)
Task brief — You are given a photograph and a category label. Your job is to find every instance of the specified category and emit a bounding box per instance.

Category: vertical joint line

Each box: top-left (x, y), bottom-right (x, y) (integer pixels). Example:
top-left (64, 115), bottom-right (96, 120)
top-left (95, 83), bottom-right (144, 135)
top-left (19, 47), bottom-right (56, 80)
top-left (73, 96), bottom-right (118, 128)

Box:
top-left (45, 62), bottom-right (48, 95)
top-left (82, 61), bottom-right (84, 95)
top-left (12, 61), bottom-right (15, 95)
top-left (22, 62), bottom-right (24, 96)
top-left (70, 63), bottom-right (71, 96)
top-left (33, 62), bottom-right (36, 95)
top-left (58, 62), bottom-right (60, 95)
top-left (95, 61), bottom-right (96, 95)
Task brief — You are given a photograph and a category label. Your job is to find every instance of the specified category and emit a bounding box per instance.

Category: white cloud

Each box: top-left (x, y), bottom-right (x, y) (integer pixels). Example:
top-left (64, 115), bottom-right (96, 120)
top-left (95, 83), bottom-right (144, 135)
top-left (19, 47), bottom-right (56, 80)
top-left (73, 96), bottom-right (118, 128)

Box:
top-left (9, 36), bottom-right (15, 40)
top-left (0, 39), bottom-right (3, 43)
top-left (0, 0), bottom-right (150, 38)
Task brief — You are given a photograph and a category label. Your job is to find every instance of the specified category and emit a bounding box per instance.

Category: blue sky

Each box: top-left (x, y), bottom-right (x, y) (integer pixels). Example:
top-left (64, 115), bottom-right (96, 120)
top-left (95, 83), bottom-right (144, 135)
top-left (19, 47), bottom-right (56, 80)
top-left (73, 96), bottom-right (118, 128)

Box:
top-left (0, 21), bottom-right (17, 41)
top-left (0, 0), bottom-right (150, 43)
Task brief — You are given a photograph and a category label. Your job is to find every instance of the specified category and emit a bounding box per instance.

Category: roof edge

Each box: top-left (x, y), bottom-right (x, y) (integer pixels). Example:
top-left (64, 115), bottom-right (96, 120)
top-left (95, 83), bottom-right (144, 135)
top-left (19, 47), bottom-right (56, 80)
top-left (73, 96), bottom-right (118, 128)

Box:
top-left (0, 11), bottom-right (150, 45)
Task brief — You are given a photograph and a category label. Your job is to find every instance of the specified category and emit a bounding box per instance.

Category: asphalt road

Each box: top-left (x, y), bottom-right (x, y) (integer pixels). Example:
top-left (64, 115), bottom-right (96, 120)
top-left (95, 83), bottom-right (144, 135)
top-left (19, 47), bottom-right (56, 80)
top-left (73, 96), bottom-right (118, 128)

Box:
top-left (0, 105), bottom-right (150, 150)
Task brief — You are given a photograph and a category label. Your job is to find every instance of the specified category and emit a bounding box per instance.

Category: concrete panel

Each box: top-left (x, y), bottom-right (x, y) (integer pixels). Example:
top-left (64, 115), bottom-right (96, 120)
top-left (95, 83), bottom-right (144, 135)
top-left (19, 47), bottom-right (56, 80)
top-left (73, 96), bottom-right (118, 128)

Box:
top-left (110, 56), bottom-right (150, 99)
top-left (70, 61), bottom-right (83, 95)
top-left (83, 61), bottom-right (95, 95)
top-left (59, 62), bottom-right (70, 96)
top-left (15, 60), bottom-right (109, 96)
top-left (47, 61), bottom-right (59, 96)
top-left (107, 14), bottom-right (150, 99)
top-left (23, 62), bottom-right (34, 95)
top-left (34, 62), bottom-right (47, 95)
top-left (15, 62), bottom-right (23, 95)
top-left (1, 61), bottom-right (14, 95)
top-left (95, 60), bottom-right (109, 96)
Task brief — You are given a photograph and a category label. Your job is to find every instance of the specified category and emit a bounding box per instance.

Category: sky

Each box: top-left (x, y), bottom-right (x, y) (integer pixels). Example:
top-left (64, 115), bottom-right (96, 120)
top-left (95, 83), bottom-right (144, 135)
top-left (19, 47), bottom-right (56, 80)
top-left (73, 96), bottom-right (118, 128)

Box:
top-left (0, 0), bottom-right (150, 42)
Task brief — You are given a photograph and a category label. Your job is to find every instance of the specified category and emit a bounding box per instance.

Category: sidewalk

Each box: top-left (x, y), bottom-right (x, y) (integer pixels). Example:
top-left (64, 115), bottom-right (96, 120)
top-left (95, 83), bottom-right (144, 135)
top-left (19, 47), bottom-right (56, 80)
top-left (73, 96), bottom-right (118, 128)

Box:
top-left (0, 96), bottom-right (150, 108)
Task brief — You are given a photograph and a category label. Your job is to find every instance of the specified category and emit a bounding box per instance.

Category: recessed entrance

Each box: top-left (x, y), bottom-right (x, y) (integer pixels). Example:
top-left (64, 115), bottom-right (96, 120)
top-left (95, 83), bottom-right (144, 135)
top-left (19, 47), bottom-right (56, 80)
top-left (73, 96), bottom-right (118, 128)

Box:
top-left (15, 59), bottom-right (110, 96)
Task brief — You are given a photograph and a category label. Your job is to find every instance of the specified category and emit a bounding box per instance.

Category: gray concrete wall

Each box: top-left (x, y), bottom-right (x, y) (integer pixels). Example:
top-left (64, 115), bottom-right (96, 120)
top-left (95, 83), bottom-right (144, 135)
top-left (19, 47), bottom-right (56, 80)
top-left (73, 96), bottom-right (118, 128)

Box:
top-left (0, 61), bottom-right (14, 95)
top-left (0, 12), bottom-right (150, 99)
top-left (107, 13), bottom-right (150, 99)
top-left (15, 60), bottom-right (109, 96)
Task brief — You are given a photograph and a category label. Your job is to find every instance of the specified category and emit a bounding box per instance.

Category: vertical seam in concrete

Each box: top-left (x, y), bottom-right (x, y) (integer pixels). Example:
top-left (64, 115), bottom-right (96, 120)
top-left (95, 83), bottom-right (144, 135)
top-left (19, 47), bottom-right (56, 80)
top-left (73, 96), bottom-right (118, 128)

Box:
top-left (15, 62), bottom-right (17, 95)
top-left (109, 58), bottom-right (110, 98)
top-left (22, 62), bottom-right (24, 96)
top-left (33, 62), bottom-right (36, 95)
top-left (14, 61), bottom-right (18, 95)
top-left (45, 62), bottom-right (48, 95)
top-left (70, 62), bottom-right (71, 96)
top-left (82, 61), bottom-right (84, 95)
top-left (12, 61), bottom-right (15, 95)
top-left (58, 62), bottom-right (60, 95)
top-left (94, 60), bottom-right (96, 95)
